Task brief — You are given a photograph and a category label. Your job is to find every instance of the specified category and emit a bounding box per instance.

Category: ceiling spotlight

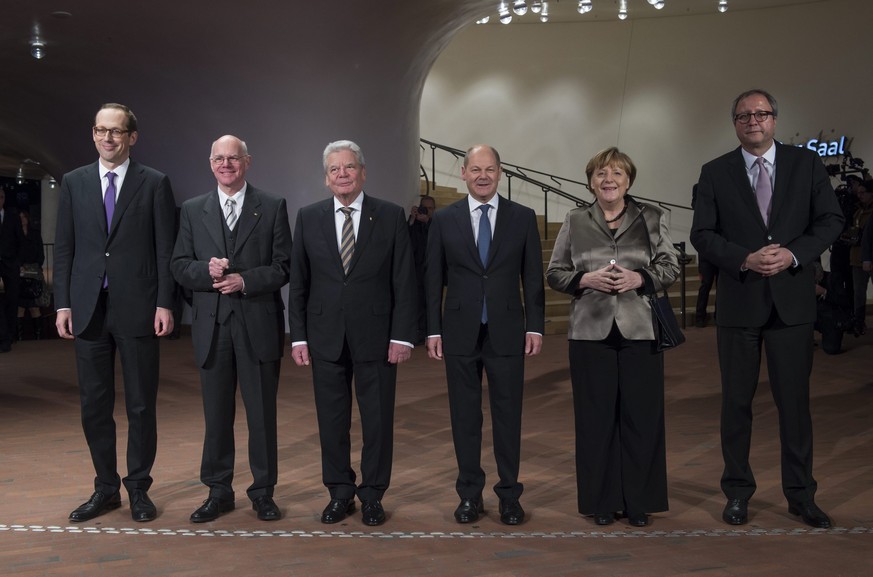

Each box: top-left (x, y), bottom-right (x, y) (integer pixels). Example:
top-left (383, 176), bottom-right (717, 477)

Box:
top-left (618, 0), bottom-right (628, 20)
top-left (49, 177), bottom-right (58, 189)
top-left (531, 1), bottom-right (543, 14)
top-left (540, 1), bottom-right (549, 22)
top-left (499, 2), bottom-right (513, 23)
top-left (30, 38), bottom-right (46, 59)
top-left (654, 0), bottom-right (665, 8)
top-left (718, 0), bottom-right (728, 12)
top-left (512, 0), bottom-right (528, 16)
top-left (476, 15), bottom-right (490, 24)
top-left (577, 0), bottom-right (593, 15)
top-left (17, 165), bottom-right (25, 184)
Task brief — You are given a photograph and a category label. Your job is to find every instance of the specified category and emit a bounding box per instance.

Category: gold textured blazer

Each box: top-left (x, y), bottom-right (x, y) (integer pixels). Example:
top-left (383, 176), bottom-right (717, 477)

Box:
top-left (546, 197), bottom-right (679, 341)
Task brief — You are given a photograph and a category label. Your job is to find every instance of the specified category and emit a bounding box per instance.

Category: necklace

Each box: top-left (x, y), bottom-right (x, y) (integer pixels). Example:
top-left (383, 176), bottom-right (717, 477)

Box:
top-left (604, 202), bottom-right (628, 224)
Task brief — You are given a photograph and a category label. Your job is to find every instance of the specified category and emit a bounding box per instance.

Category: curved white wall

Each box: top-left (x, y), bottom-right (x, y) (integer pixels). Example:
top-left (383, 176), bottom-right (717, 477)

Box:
top-left (421, 0), bottom-right (873, 248)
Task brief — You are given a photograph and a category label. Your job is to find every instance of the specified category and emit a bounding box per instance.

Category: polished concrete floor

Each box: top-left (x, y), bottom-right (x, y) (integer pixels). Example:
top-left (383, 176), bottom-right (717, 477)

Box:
top-left (1, 322), bottom-right (872, 577)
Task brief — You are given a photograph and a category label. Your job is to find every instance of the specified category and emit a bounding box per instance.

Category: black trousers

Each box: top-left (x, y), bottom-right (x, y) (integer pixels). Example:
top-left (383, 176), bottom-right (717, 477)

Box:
top-left (444, 324), bottom-right (525, 502)
top-left (717, 310), bottom-right (818, 506)
top-left (74, 290), bottom-right (160, 495)
top-left (311, 340), bottom-right (396, 503)
top-left (569, 325), bottom-right (668, 515)
top-left (198, 316), bottom-right (280, 501)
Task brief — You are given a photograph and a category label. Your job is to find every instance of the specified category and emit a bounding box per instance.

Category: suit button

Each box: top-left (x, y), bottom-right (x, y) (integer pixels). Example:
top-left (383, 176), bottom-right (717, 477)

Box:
top-left (482, 274), bottom-right (488, 279)
top-left (105, 252), bottom-right (110, 257)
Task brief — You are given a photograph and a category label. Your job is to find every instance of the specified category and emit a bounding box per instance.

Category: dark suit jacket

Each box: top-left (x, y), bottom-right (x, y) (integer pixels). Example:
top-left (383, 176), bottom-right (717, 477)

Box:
top-left (425, 195), bottom-right (545, 356)
top-left (54, 160), bottom-right (176, 336)
top-left (0, 206), bottom-right (23, 266)
top-left (171, 186), bottom-right (291, 368)
top-left (288, 194), bottom-right (417, 363)
top-left (690, 143), bottom-right (844, 327)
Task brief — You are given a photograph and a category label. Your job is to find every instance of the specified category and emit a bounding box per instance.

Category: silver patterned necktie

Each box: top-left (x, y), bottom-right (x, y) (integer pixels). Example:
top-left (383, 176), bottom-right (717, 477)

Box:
top-left (339, 207), bottom-right (355, 274)
top-left (754, 157), bottom-right (772, 224)
top-left (225, 197), bottom-right (237, 230)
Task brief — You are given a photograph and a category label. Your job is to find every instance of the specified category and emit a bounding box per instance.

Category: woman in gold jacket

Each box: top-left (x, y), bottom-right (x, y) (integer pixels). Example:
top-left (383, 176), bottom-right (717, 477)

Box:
top-left (546, 147), bottom-right (679, 527)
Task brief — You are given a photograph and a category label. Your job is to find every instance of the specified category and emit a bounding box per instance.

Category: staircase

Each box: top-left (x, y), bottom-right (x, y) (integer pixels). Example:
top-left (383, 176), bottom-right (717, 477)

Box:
top-left (420, 183), bottom-right (711, 335)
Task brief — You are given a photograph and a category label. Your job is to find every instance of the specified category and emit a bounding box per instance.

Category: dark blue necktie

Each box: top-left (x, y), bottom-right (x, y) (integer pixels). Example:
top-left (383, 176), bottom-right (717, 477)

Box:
top-left (478, 204), bottom-right (491, 323)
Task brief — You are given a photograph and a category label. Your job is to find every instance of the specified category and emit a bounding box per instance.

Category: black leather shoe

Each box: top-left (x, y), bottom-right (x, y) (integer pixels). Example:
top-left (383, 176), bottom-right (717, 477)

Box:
top-left (788, 502), bottom-right (832, 529)
top-left (593, 513), bottom-right (615, 526)
top-left (129, 490), bottom-right (157, 522)
top-left (722, 498), bottom-right (749, 525)
top-left (252, 496), bottom-right (281, 521)
top-left (361, 500), bottom-right (386, 526)
top-left (321, 498), bottom-right (355, 524)
top-left (454, 497), bottom-right (484, 523)
top-left (627, 512), bottom-right (649, 527)
top-left (69, 491), bottom-right (122, 522)
top-left (190, 497), bottom-right (235, 523)
top-left (499, 499), bottom-right (525, 526)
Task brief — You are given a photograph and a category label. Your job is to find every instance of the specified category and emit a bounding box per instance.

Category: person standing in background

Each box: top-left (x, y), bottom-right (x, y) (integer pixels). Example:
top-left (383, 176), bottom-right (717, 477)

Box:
top-left (0, 187), bottom-right (23, 352)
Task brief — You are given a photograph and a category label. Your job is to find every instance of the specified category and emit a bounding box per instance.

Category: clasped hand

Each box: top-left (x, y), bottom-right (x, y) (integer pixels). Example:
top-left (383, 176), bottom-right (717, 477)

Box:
top-left (743, 244), bottom-right (792, 277)
top-left (580, 263), bottom-right (643, 294)
top-left (209, 257), bottom-right (243, 294)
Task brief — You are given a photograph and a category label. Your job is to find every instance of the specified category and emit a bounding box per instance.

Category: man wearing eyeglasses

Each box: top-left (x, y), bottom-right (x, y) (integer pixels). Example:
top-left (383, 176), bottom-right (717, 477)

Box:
top-left (691, 89), bottom-right (843, 529)
top-left (172, 135), bottom-right (291, 523)
top-left (54, 103), bottom-right (177, 523)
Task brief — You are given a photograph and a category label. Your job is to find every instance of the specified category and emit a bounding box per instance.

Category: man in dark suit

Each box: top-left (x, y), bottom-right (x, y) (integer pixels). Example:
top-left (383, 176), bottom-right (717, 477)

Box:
top-left (54, 103), bottom-right (176, 522)
top-left (425, 144), bottom-right (545, 526)
top-left (691, 89), bottom-right (844, 529)
top-left (0, 187), bottom-right (23, 352)
top-left (172, 135), bottom-right (291, 523)
top-left (289, 140), bottom-right (416, 527)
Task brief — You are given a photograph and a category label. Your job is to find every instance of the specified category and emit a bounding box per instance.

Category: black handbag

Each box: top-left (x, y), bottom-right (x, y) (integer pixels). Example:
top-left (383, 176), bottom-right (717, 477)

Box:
top-left (649, 292), bottom-right (685, 352)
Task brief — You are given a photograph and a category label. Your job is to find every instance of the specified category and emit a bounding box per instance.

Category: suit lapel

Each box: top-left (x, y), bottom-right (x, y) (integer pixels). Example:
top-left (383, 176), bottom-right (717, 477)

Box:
top-left (488, 195), bottom-right (511, 266)
top-left (318, 199), bottom-right (346, 274)
top-left (109, 160), bottom-right (143, 241)
top-left (234, 187), bottom-right (261, 250)
top-left (770, 143), bottom-right (790, 225)
top-left (349, 195), bottom-right (377, 275)
top-left (451, 199), bottom-right (481, 269)
top-left (728, 147), bottom-right (768, 229)
top-left (84, 163), bottom-right (109, 238)
top-left (202, 192), bottom-right (227, 254)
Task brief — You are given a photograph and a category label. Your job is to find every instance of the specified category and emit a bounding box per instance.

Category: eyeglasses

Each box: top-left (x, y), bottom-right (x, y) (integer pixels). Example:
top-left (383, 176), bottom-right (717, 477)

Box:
top-left (93, 126), bottom-right (129, 138)
top-left (210, 155), bottom-right (246, 165)
top-left (734, 111), bottom-right (775, 124)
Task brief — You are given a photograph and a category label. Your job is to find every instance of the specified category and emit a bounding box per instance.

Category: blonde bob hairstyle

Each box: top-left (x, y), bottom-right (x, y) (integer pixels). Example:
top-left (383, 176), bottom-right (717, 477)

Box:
top-left (584, 147), bottom-right (637, 191)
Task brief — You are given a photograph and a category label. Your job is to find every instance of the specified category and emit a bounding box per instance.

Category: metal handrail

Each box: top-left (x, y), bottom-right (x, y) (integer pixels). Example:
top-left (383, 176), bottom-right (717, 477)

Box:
top-left (420, 138), bottom-right (696, 316)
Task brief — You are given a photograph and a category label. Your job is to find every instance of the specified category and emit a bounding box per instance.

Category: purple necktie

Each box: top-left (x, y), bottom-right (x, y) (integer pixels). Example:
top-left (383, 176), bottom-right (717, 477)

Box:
top-left (105, 172), bottom-right (117, 231)
top-left (754, 157), bottom-right (772, 224)
top-left (104, 172), bottom-right (116, 288)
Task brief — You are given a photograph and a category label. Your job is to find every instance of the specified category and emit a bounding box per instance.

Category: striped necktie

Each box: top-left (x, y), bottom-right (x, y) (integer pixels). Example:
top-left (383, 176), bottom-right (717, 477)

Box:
top-left (339, 207), bottom-right (355, 274)
top-left (225, 197), bottom-right (237, 230)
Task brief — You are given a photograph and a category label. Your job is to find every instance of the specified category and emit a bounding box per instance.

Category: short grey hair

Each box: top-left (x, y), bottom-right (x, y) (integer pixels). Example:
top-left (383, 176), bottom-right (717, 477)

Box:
top-left (323, 140), bottom-right (365, 172)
